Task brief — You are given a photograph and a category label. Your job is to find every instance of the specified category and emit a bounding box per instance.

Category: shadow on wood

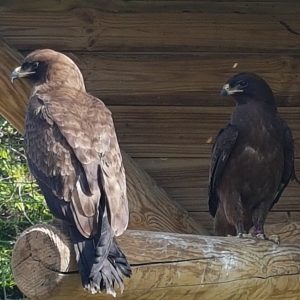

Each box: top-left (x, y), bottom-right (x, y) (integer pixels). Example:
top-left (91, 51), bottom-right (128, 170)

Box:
top-left (12, 221), bottom-right (300, 300)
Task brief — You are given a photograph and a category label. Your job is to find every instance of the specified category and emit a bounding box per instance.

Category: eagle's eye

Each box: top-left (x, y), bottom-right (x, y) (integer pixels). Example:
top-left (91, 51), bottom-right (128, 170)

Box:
top-left (31, 61), bottom-right (39, 70)
top-left (22, 61), bottom-right (39, 71)
top-left (237, 80), bottom-right (248, 88)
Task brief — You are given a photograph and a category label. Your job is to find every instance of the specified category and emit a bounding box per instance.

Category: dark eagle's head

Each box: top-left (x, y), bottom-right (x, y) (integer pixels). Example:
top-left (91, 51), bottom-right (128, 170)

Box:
top-left (11, 49), bottom-right (85, 91)
top-left (220, 72), bottom-right (275, 106)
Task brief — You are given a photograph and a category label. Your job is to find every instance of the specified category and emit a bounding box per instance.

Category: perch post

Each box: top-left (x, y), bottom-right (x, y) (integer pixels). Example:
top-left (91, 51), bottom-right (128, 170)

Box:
top-left (11, 221), bottom-right (300, 300)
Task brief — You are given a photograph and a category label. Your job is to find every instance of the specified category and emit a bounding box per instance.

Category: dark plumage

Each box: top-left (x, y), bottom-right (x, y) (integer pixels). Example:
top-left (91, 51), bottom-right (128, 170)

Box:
top-left (209, 72), bottom-right (298, 238)
top-left (11, 49), bottom-right (131, 295)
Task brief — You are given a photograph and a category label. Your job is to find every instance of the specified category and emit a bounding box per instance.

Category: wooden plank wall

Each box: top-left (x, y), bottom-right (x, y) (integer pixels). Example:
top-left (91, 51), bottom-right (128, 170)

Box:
top-left (2, 0), bottom-right (300, 233)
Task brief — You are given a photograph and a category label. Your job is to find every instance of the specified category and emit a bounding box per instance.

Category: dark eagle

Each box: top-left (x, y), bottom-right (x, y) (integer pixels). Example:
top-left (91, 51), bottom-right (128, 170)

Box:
top-left (11, 49), bottom-right (131, 295)
top-left (208, 72), bottom-right (297, 239)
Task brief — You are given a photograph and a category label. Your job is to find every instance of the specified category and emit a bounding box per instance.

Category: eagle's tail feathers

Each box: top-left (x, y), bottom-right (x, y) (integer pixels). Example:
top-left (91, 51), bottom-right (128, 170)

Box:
top-left (69, 210), bottom-right (131, 296)
top-left (86, 237), bottom-right (131, 296)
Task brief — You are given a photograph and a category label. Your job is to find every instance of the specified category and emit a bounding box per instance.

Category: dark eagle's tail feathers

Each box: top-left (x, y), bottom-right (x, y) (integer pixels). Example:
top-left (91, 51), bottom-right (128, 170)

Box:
top-left (69, 208), bottom-right (131, 296)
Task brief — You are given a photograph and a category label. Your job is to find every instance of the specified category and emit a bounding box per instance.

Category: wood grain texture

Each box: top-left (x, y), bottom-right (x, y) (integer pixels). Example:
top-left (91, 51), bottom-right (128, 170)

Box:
top-left (110, 106), bottom-right (300, 158)
top-left (0, 39), bottom-right (206, 235)
top-left (123, 152), bottom-right (203, 234)
top-left (190, 211), bottom-right (300, 234)
top-left (136, 157), bottom-right (300, 212)
top-left (12, 221), bottom-right (300, 300)
top-left (2, 0), bottom-right (300, 13)
top-left (109, 105), bottom-right (300, 217)
top-left (165, 186), bottom-right (300, 212)
top-left (0, 1), bottom-right (300, 52)
top-left (69, 52), bottom-right (300, 107)
top-left (0, 40), bottom-right (30, 132)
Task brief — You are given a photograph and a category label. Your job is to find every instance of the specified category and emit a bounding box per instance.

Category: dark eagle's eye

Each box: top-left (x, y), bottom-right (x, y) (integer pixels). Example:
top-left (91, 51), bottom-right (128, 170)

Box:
top-left (22, 61), bottom-right (39, 70)
top-left (21, 61), bottom-right (30, 70)
top-left (31, 61), bottom-right (39, 69)
top-left (238, 80), bottom-right (248, 88)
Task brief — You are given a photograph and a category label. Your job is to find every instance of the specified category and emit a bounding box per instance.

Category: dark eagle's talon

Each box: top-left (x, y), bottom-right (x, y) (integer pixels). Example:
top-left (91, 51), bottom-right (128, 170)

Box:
top-left (266, 234), bottom-right (280, 245)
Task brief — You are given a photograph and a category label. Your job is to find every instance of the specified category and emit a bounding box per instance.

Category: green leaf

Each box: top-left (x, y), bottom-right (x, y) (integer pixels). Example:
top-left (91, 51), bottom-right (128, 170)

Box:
top-left (0, 117), bottom-right (52, 299)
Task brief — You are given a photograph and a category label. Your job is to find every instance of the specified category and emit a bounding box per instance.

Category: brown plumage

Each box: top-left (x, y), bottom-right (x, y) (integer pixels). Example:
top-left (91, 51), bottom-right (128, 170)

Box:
top-left (11, 49), bottom-right (131, 295)
top-left (209, 73), bottom-right (298, 239)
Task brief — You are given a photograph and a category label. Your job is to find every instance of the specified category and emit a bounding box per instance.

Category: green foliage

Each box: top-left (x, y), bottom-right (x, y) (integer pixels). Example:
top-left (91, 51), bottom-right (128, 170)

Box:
top-left (0, 117), bottom-right (52, 299)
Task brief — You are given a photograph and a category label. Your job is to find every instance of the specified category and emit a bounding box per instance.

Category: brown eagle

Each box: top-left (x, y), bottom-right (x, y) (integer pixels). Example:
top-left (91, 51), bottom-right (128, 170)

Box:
top-left (11, 49), bottom-right (131, 295)
top-left (209, 72), bottom-right (298, 239)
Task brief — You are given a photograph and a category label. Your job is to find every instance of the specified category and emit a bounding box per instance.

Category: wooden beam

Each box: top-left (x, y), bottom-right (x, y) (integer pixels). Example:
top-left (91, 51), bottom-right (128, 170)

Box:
top-left (12, 221), bottom-right (300, 300)
top-left (0, 40), bottom-right (30, 132)
top-left (190, 211), bottom-right (300, 234)
top-left (108, 105), bottom-right (300, 216)
top-left (136, 157), bottom-right (300, 212)
top-left (2, 50), bottom-right (298, 109)
top-left (1, 1), bottom-right (300, 53)
top-left (0, 39), bottom-right (206, 235)
top-left (108, 106), bottom-right (300, 158)
top-left (1, 0), bottom-right (299, 15)
top-left (72, 52), bottom-right (300, 107)
top-left (2, 0), bottom-right (300, 14)
top-left (122, 151), bottom-right (204, 233)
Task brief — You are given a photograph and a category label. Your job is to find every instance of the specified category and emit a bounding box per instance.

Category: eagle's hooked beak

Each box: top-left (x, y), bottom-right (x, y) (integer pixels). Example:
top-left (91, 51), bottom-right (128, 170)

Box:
top-left (220, 83), bottom-right (244, 96)
top-left (10, 66), bottom-right (35, 83)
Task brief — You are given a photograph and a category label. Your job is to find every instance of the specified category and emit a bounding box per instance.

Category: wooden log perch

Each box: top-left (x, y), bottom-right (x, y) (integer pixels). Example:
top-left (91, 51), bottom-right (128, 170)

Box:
top-left (12, 221), bottom-right (300, 300)
top-left (0, 38), bottom-right (206, 235)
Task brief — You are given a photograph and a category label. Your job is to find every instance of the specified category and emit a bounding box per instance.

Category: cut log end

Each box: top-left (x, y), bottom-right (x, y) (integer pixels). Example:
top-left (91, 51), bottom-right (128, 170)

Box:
top-left (11, 222), bottom-right (77, 299)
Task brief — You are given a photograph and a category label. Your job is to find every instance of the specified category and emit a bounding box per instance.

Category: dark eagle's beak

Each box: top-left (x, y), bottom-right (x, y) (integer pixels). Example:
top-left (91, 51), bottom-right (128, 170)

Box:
top-left (10, 66), bottom-right (35, 83)
top-left (220, 83), bottom-right (244, 96)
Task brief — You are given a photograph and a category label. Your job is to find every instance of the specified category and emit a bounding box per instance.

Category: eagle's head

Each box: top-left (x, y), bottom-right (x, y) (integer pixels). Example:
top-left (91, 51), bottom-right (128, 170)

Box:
top-left (11, 49), bottom-right (85, 91)
top-left (220, 72), bottom-right (275, 106)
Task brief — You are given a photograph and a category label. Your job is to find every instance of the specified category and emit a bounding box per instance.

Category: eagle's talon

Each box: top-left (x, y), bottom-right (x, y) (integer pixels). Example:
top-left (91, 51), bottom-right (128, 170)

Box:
top-left (266, 234), bottom-right (280, 245)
